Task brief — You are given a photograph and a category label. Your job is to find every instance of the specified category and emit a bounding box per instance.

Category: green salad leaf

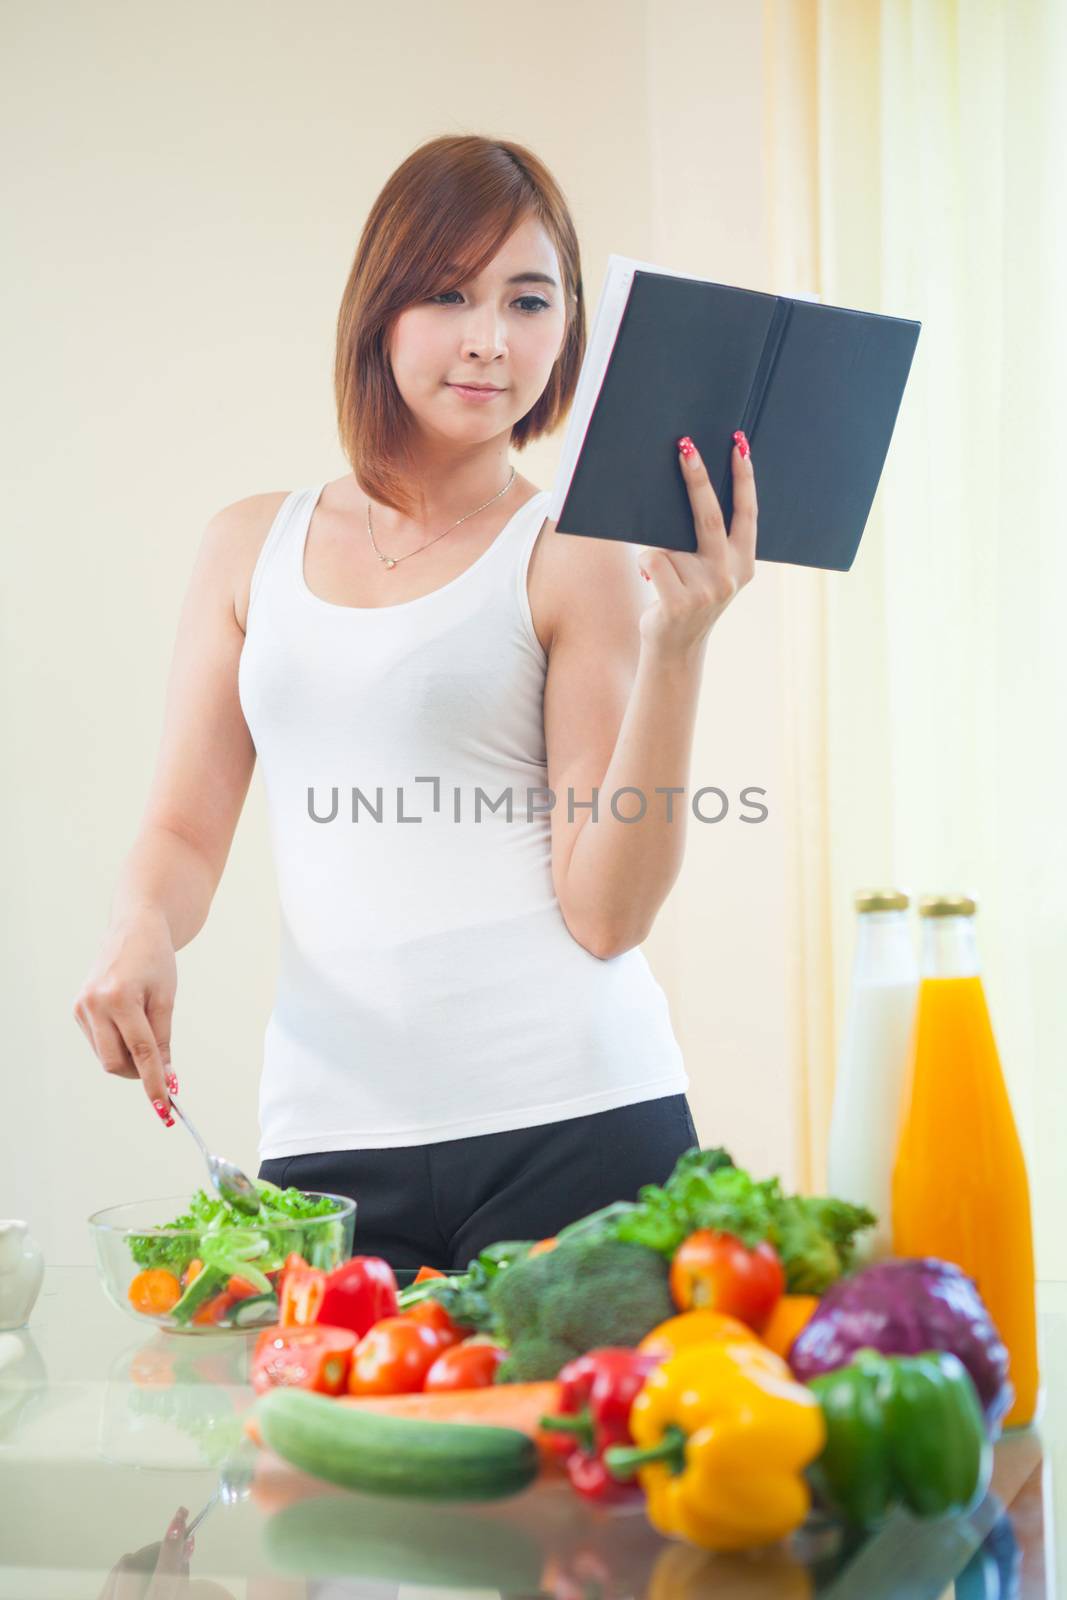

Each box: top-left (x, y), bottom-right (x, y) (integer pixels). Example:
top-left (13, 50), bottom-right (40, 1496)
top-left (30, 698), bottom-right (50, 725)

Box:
top-left (604, 1151), bottom-right (877, 1293)
top-left (127, 1179), bottom-right (343, 1278)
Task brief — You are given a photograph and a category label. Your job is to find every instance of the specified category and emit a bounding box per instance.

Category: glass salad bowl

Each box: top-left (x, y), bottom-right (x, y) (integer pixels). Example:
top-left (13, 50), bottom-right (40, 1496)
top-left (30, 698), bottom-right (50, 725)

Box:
top-left (88, 1181), bottom-right (357, 1336)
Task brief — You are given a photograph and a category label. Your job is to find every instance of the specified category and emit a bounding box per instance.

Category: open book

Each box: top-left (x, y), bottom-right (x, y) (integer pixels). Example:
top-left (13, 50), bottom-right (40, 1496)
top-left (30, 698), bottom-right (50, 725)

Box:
top-left (548, 254), bottom-right (921, 572)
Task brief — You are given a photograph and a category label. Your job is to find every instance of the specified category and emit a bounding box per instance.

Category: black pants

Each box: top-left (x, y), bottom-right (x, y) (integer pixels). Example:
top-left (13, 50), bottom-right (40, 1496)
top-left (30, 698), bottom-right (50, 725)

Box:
top-left (258, 1092), bottom-right (698, 1272)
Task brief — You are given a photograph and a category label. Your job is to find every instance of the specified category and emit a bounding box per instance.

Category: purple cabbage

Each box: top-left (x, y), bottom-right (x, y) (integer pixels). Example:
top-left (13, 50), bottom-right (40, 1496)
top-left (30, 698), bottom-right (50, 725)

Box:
top-left (788, 1256), bottom-right (1013, 1434)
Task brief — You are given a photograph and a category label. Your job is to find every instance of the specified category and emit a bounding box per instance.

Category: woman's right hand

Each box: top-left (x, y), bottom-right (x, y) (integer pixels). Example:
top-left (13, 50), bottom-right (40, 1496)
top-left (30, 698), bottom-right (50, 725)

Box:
top-left (73, 909), bottom-right (179, 1127)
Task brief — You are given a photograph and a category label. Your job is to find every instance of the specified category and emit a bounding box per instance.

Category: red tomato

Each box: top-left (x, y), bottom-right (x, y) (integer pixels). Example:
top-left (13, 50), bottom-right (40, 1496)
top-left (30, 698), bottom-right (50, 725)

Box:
top-left (669, 1229), bottom-right (785, 1331)
top-left (192, 1290), bottom-right (238, 1327)
top-left (251, 1324), bottom-right (357, 1396)
top-left (348, 1317), bottom-right (445, 1395)
top-left (424, 1340), bottom-right (507, 1391)
top-left (412, 1265), bottom-right (446, 1283)
top-left (227, 1275), bottom-right (262, 1300)
top-left (403, 1297), bottom-right (464, 1347)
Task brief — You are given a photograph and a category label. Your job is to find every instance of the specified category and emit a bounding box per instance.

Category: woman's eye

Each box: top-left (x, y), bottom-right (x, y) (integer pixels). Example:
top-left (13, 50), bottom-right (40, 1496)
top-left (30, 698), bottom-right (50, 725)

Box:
top-left (429, 291), bottom-right (550, 314)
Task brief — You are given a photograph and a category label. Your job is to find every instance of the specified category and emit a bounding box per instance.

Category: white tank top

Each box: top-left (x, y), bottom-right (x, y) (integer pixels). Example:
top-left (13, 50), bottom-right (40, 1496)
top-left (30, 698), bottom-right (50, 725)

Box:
top-left (238, 482), bottom-right (689, 1158)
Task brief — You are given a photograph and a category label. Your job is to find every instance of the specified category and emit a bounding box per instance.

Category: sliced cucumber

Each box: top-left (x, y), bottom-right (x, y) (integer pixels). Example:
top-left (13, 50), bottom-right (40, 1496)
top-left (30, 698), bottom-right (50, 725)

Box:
top-left (230, 1293), bottom-right (279, 1328)
top-left (170, 1264), bottom-right (227, 1326)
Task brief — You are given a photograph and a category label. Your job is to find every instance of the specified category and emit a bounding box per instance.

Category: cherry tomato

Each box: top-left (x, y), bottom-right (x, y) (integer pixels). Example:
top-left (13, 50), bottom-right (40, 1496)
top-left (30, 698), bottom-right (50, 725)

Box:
top-left (403, 1297), bottom-right (464, 1347)
top-left (348, 1317), bottom-right (445, 1395)
top-left (412, 1265), bottom-right (447, 1283)
top-left (669, 1230), bottom-right (785, 1331)
top-left (424, 1340), bottom-right (507, 1391)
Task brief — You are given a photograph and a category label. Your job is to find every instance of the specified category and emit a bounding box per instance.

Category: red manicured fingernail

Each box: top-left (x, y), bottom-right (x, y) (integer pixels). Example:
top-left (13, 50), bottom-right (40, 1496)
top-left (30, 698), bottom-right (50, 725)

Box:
top-left (639, 568), bottom-right (650, 581)
top-left (676, 435), bottom-right (696, 459)
top-left (733, 429), bottom-right (750, 459)
top-left (153, 1100), bottom-right (174, 1127)
top-left (166, 1071), bottom-right (178, 1095)
top-left (183, 1536), bottom-right (195, 1557)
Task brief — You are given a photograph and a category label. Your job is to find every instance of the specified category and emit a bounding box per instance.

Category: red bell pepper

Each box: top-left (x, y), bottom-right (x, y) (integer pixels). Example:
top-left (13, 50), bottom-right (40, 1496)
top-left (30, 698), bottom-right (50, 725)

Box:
top-left (540, 1347), bottom-right (661, 1501)
top-left (278, 1260), bottom-right (326, 1327)
top-left (318, 1256), bottom-right (399, 1336)
top-left (277, 1254), bottom-right (398, 1335)
top-left (251, 1323), bottom-right (357, 1396)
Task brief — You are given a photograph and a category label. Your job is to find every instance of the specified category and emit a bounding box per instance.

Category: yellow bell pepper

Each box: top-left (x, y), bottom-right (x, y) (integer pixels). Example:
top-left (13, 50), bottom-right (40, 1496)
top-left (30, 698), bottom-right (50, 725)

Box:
top-left (604, 1340), bottom-right (826, 1551)
top-left (638, 1308), bottom-right (758, 1361)
top-left (648, 1539), bottom-right (814, 1600)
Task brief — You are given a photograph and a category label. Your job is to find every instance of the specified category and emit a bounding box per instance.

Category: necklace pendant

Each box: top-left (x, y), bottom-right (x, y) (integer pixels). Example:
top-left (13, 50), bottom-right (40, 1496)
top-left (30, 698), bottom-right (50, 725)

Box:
top-left (382, 556), bottom-right (396, 569)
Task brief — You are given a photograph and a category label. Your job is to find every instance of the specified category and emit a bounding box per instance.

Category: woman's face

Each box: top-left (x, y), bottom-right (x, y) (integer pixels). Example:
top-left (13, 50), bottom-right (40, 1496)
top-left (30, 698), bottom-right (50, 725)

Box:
top-left (387, 214), bottom-right (569, 448)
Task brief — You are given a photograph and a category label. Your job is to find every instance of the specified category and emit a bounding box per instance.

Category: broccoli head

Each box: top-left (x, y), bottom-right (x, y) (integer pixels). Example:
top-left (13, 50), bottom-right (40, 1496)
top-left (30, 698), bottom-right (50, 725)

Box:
top-left (489, 1234), bottom-right (675, 1382)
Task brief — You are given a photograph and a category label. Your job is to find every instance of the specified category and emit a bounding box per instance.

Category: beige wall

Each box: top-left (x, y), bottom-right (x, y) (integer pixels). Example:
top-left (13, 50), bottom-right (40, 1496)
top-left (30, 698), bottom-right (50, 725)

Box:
top-left (4, 0), bottom-right (795, 1266)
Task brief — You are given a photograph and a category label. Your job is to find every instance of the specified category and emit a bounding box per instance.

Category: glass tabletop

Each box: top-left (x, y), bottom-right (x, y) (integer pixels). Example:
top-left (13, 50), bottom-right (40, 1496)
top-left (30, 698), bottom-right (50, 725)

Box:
top-left (0, 1267), bottom-right (1062, 1598)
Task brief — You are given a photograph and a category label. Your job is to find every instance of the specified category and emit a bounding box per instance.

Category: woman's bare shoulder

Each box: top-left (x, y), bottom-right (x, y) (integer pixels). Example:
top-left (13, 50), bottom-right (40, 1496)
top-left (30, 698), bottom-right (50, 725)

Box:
top-left (528, 510), bottom-right (644, 656)
top-left (210, 489), bottom-right (293, 634)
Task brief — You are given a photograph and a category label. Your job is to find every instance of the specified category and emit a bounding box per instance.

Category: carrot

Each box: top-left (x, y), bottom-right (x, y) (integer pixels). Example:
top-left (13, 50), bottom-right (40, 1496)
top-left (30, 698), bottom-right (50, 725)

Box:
top-left (759, 1294), bottom-right (821, 1360)
top-left (243, 1379), bottom-right (565, 1471)
top-left (127, 1269), bottom-right (182, 1315)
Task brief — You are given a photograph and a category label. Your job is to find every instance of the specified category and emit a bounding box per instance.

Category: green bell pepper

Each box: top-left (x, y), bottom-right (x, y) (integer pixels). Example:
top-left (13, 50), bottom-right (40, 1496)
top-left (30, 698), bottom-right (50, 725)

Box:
top-left (806, 1346), bottom-right (992, 1527)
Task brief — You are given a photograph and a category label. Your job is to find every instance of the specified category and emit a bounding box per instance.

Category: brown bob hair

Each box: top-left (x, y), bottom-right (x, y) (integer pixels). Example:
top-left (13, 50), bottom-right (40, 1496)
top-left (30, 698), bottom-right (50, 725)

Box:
top-left (334, 135), bottom-right (586, 520)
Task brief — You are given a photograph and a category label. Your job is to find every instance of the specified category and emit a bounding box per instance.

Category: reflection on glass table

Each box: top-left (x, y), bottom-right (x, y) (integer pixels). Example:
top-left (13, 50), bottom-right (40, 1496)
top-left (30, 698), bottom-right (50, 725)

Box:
top-left (0, 1268), bottom-right (1060, 1598)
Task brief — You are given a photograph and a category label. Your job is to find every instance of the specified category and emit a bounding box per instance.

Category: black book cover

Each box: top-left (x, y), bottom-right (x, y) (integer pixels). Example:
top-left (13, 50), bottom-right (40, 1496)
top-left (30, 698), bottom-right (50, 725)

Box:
top-left (555, 273), bottom-right (921, 572)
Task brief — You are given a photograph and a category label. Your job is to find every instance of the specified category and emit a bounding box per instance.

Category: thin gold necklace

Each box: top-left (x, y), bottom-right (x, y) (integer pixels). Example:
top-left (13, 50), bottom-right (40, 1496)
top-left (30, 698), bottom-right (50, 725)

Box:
top-left (366, 466), bottom-right (517, 570)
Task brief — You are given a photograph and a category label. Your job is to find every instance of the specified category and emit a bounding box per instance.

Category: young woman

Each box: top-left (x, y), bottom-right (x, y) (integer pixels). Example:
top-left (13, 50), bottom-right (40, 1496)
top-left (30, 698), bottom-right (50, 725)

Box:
top-left (73, 135), bottom-right (757, 1270)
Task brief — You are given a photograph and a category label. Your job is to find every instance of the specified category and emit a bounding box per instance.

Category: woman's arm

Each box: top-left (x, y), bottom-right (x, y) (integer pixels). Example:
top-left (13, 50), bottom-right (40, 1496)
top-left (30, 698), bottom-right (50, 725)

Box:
top-left (544, 438), bottom-right (757, 959)
top-left (542, 542), bottom-right (705, 959)
top-left (107, 496), bottom-right (273, 944)
top-left (546, 621), bottom-right (708, 959)
top-left (73, 492), bottom-right (284, 1111)
top-left (107, 823), bottom-right (228, 954)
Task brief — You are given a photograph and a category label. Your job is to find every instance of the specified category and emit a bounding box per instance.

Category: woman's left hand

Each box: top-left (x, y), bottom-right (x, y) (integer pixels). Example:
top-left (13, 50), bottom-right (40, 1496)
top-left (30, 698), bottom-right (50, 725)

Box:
top-left (636, 432), bottom-right (758, 660)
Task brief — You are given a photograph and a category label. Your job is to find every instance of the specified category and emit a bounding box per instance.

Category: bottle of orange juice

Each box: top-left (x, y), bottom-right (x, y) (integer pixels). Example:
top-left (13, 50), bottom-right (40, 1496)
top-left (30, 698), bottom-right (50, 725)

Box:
top-left (891, 893), bottom-right (1039, 1428)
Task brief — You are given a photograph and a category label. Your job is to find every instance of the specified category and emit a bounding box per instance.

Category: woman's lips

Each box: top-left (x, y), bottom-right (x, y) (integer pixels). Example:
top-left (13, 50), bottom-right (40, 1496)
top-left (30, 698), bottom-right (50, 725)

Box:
top-left (448, 384), bottom-right (505, 402)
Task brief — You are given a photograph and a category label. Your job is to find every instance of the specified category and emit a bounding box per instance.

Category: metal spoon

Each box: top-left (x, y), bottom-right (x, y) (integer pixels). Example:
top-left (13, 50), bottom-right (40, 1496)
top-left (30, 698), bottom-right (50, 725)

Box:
top-left (183, 1450), bottom-right (256, 1539)
top-left (168, 1093), bottom-right (261, 1215)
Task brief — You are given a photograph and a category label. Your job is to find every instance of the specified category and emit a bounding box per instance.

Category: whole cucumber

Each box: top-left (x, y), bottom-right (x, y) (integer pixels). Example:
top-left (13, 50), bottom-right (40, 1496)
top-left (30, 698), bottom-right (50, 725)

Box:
top-left (255, 1388), bottom-right (539, 1500)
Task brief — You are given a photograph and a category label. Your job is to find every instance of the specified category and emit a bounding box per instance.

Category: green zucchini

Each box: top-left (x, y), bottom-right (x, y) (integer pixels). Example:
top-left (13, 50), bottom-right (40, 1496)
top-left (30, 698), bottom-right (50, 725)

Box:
top-left (255, 1387), bottom-right (539, 1500)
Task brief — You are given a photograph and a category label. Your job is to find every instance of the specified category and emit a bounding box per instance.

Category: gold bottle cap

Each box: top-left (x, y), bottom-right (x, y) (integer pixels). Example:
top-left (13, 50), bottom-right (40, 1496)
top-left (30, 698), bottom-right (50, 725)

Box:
top-left (854, 889), bottom-right (910, 913)
top-left (919, 894), bottom-right (978, 918)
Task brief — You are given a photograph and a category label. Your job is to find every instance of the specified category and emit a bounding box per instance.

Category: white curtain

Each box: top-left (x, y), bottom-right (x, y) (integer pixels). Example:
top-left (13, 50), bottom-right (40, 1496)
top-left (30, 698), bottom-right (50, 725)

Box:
top-left (764, 0), bottom-right (1067, 1286)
